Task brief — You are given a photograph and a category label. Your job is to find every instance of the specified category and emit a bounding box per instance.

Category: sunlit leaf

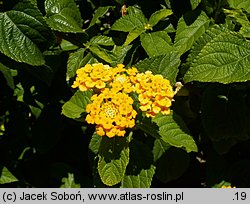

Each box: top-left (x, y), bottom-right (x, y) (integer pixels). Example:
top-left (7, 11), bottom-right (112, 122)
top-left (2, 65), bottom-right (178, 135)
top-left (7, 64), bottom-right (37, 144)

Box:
top-left (121, 165), bottom-right (156, 188)
top-left (190, 0), bottom-right (202, 10)
top-left (228, 0), bottom-right (250, 13)
top-left (61, 173), bottom-right (80, 188)
top-left (140, 31), bottom-right (173, 57)
top-left (184, 32), bottom-right (250, 83)
top-left (148, 8), bottom-right (173, 26)
top-left (45, 0), bottom-right (83, 33)
top-left (98, 137), bottom-right (129, 186)
top-left (89, 133), bottom-right (102, 155)
top-left (153, 139), bottom-right (171, 162)
top-left (174, 11), bottom-right (210, 55)
top-left (62, 90), bottom-right (92, 119)
top-left (0, 167), bottom-right (18, 184)
top-left (152, 113), bottom-right (198, 153)
top-left (67, 48), bottom-right (85, 79)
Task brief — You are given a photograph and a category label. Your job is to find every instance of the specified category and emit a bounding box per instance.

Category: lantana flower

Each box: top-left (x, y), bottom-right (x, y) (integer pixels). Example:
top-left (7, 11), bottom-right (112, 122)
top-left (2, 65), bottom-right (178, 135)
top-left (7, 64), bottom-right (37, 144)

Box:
top-left (72, 63), bottom-right (175, 137)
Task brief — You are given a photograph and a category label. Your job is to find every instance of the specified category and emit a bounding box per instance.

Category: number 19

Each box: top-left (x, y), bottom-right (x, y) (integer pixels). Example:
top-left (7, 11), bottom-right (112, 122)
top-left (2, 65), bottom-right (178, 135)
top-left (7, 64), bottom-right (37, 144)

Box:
top-left (235, 192), bottom-right (246, 200)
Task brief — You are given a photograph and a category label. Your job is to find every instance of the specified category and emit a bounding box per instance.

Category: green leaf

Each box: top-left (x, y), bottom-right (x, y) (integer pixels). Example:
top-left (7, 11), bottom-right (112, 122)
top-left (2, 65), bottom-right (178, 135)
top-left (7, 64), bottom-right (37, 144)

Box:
top-left (0, 5), bottom-right (50, 66)
top-left (62, 90), bottom-right (92, 119)
top-left (148, 8), bottom-right (173, 26)
top-left (45, 0), bottom-right (83, 33)
top-left (187, 25), bottom-right (225, 65)
top-left (223, 8), bottom-right (250, 38)
top-left (0, 62), bottom-right (15, 89)
top-left (140, 31), bottom-right (173, 57)
top-left (90, 35), bottom-right (114, 46)
top-left (152, 112), bottom-right (198, 153)
top-left (124, 28), bottom-right (145, 45)
top-left (228, 0), bottom-right (250, 13)
top-left (111, 6), bottom-right (147, 45)
top-left (111, 6), bottom-right (147, 32)
top-left (155, 147), bottom-right (190, 183)
top-left (89, 6), bottom-right (112, 28)
top-left (13, 0), bottom-right (55, 47)
top-left (60, 39), bottom-right (78, 51)
top-left (111, 45), bottom-right (133, 65)
top-left (135, 52), bottom-right (181, 84)
top-left (190, 0), bottom-right (202, 10)
top-left (153, 138), bottom-right (171, 162)
top-left (67, 48), bottom-right (85, 79)
top-left (127, 6), bottom-right (147, 20)
top-left (98, 137), bottom-right (129, 186)
top-left (121, 165), bottom-right (156, 188)
top-left (201, 84), bottom-right (249, 154)
top-left (174, 11), bottom-right (210, 55)
top-left (60, 173), bottom-right (80, 188)
top-left (88, 44), bottom-right (116, 64)
top-left (111, 15), bottom-right (144, 32)
top-left (0, 167), bottom-right (18, 184)
top-left (184, 32), bottom-right (250, 83)
top-left (89, 133), bottom-right (102, 155)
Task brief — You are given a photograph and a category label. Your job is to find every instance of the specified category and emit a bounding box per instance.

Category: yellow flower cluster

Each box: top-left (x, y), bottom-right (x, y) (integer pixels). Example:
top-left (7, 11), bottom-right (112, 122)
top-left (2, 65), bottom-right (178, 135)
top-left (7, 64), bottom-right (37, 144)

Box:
top-left (85, 89), bottom-right (137, 138)
top-left (71, 63), bottom-right (137, 93)
top-left (134, 71), bottom-right (174, 117)
top-left (72, 63), bottom-right (174, 137)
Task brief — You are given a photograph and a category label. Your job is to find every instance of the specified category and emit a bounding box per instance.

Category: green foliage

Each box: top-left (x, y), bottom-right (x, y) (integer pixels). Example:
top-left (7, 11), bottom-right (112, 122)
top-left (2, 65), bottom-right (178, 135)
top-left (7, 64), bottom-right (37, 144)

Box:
top-left (190, 0), bottom-right (202, 10)
top-left (140, 31), bottom-right (173, 57)
top-left (98, 137), bottom-right (129, 186)
top-left (45, 0), bottom-right (83, 33)
top-left (1, 0), bottom-right (250, 188)
top-left (0, 0), bottom-right (54, 65)
top-left (0, 62), bottom-right (15, 89)
top-left (0, 167), bottom-right (18, 184)
top-left (184, 32), bottom-right (250, 83)
top-left (62, 90), bottom-right (92, 119)
top-left (148, 8), bottom-right (173, 26)
top-left (60, 173), bottom-right (81, 188)
top-left (152, 113), bottom-right (198, 153)
top-left (228, 0), bottom-right (250, 13)
top-left (121, 165), bottom-right (156, 188)
top-left (174, 11), bottom-right (210, 55)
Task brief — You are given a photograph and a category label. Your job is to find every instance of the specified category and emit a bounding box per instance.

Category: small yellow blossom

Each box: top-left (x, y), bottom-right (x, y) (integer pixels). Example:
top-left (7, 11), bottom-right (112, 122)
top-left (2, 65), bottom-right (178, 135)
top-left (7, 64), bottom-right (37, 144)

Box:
top-left (85, 88), bottom-right (137, 138)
